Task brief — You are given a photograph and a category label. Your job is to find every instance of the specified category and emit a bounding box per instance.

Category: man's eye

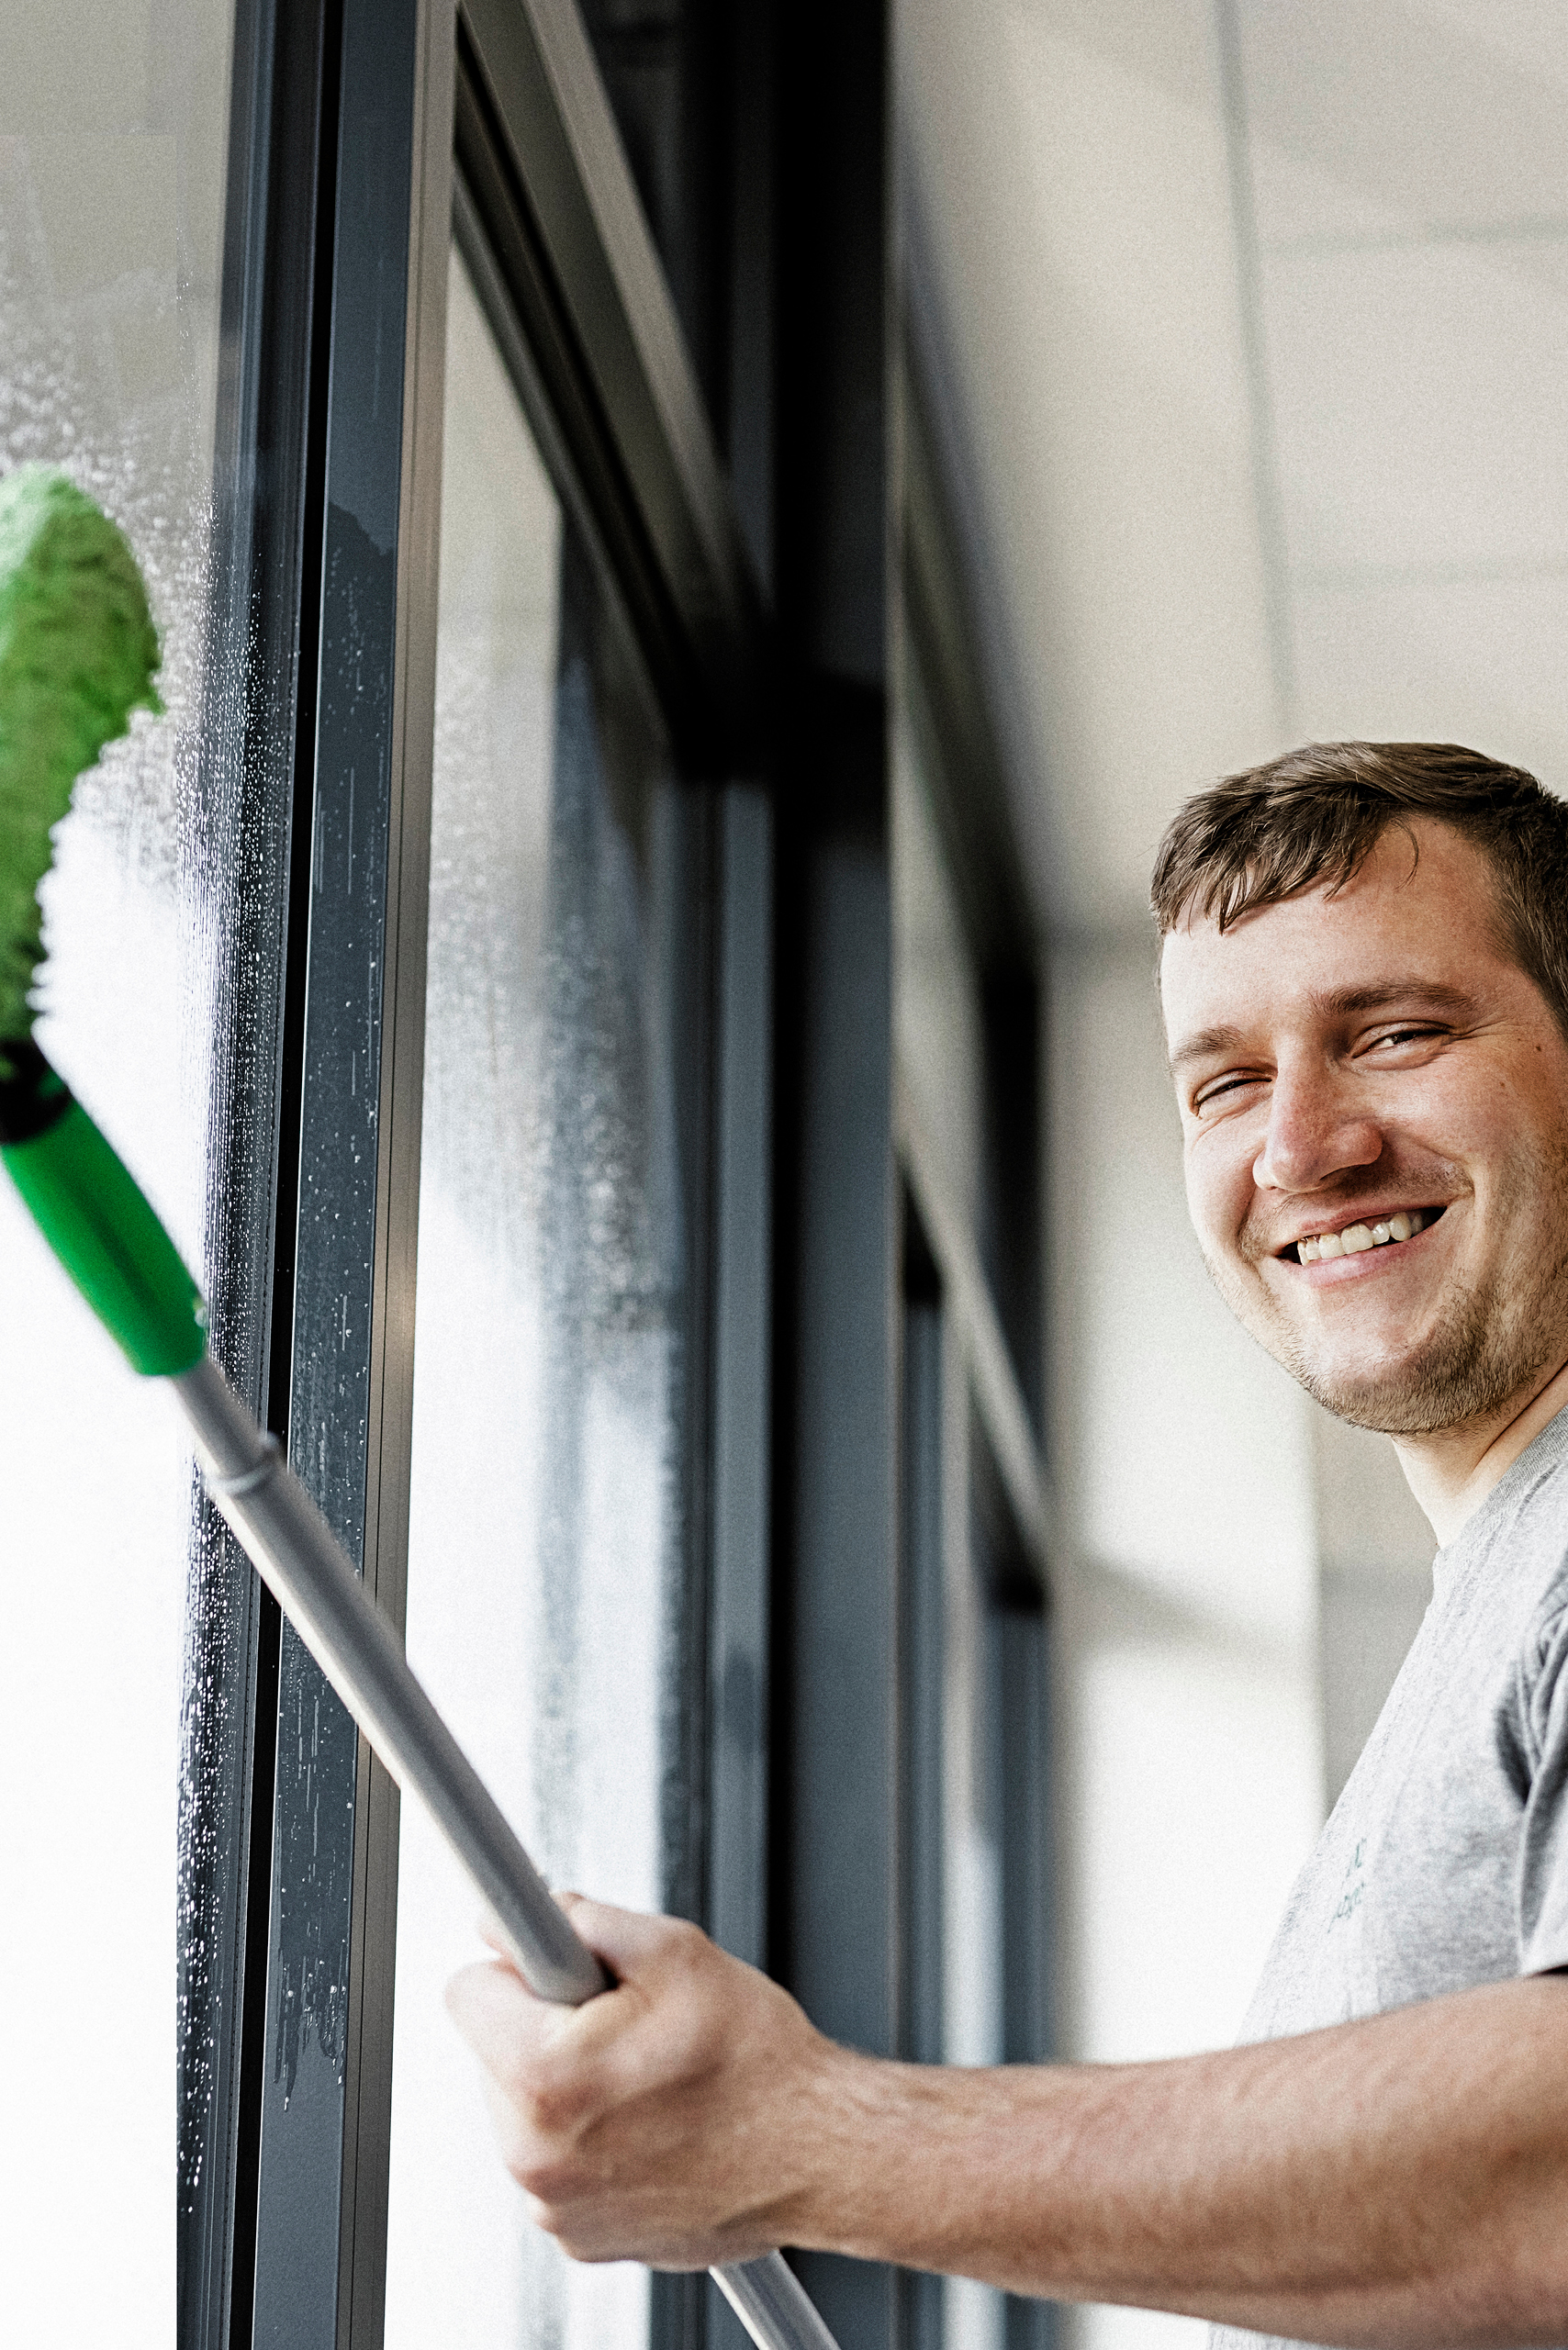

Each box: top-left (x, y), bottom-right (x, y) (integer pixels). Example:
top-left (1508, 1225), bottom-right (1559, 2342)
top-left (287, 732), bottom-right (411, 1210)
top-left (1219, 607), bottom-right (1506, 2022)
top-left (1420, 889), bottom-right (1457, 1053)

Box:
top-left (1194, 1072), bottom-right (1265, 1113)
top-left (1364, 1025), bottom-right (1444, 1055)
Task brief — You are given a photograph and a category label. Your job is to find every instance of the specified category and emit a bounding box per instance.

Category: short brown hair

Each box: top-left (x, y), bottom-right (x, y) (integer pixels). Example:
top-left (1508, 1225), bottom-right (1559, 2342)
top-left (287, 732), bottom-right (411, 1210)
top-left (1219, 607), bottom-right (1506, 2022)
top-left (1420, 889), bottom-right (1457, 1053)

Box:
top-left (1150, 741), bottom-right (1568, 1035)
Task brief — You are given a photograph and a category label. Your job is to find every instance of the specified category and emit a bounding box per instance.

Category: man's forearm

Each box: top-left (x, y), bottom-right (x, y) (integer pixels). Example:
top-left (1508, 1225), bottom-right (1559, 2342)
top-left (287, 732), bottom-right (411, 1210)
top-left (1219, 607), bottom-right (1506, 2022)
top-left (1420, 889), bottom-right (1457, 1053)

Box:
top-left (450, 1907), bottom-right (1568, 2345)
top-left (783, 1975), bottom-right (1568, 2346)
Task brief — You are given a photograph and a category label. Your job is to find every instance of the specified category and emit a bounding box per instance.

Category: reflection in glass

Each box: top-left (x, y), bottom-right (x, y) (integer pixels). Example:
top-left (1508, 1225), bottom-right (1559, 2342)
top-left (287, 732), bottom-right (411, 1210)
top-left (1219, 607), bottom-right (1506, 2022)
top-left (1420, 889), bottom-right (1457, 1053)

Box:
top-left (0, 4), bottom-right (236, 2339)
top-left (386, 244), bottom-right (696, 2350)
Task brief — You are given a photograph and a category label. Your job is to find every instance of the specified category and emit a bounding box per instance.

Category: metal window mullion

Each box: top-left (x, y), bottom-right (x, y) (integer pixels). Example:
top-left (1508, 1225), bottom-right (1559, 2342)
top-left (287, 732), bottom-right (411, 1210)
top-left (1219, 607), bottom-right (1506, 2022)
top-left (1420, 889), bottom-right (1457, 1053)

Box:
top-left (770, 2), bottom-right (896, 2342)
top-left (247, 4), bottom-right (450, 2344)
top-left (705, 787), bottom-right (777, 2350)
top-left (709, 786), bottom-right (777, 1979)
top-left (179, 0), bottom-right (343, 2340)
top-left (456, 0), bottom-right (765, 766)
top-left (337, 6), bottom-right (454, 2341)
top-left (896, 1204), bottom-right (946, 2350)
top-left (778, 798), bottom-right (899, 2350)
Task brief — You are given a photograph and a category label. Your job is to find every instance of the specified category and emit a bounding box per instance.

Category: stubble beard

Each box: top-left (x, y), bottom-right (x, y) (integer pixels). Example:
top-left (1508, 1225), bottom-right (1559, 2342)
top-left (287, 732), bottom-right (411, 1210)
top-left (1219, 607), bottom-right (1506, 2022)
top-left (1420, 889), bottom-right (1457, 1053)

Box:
top-left (1273, 1267), bottom-right (1523, 1435)
top-left (1204, 1139), bottom-right (1568, 1438)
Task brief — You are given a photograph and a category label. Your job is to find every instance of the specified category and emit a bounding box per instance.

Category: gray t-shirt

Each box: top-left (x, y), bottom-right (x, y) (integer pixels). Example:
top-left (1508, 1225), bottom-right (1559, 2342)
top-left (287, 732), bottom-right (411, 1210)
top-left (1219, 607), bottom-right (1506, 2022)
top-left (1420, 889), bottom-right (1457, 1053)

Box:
top-left (1212, 1404), bottom-right (1568, 2350)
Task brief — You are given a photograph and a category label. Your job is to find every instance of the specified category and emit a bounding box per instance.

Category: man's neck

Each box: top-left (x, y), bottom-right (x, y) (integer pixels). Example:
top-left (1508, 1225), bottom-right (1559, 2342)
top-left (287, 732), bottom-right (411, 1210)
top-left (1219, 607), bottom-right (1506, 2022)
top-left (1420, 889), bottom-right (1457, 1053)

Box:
top-left (1393, 1351), bottom-right (1568, 1547)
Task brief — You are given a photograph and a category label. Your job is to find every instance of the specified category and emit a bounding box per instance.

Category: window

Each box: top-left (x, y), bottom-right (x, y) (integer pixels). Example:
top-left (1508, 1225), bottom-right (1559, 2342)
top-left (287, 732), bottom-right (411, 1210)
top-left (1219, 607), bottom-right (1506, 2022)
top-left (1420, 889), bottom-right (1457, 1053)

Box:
top-left (893, 364), bottom-right (1055, 2350)
top-left (4, 8), bottom-right (1047, 2348)
top-left (385, 236), bottom-right (709, 2349)
top-left (1, 6), bottom-right (239, 2338)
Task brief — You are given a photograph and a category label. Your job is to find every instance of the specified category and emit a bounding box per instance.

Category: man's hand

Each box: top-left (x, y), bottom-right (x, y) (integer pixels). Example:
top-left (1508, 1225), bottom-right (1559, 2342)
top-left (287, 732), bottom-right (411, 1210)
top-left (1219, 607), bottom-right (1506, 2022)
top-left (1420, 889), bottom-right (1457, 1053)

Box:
top-left (445, 1896), bottom-right (850, 2269)
top-left (451, 1904), bottom-right (1568, 2344)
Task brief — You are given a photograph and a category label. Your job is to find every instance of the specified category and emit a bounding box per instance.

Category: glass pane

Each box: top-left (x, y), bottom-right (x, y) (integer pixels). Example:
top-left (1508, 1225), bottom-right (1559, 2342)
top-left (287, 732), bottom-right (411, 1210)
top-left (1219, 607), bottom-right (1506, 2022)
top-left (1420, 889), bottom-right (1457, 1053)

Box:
top-left (385, 242), bottom-right (697, 2350)
top-left (894, 678), bottom-right (1042, 1435)
top-left (0, 5), bottom-right (236, 2341)
top-left (893, 706), bottom-right (983, 1236)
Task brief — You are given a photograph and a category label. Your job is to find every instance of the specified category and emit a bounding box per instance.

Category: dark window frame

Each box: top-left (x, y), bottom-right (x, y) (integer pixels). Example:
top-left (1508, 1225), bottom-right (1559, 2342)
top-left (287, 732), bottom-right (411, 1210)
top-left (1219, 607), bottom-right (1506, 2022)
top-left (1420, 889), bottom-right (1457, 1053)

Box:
top-left (185, 3), bottom-right (768, 2345)
top-left (180, 6), bottom-right (1051, 2350)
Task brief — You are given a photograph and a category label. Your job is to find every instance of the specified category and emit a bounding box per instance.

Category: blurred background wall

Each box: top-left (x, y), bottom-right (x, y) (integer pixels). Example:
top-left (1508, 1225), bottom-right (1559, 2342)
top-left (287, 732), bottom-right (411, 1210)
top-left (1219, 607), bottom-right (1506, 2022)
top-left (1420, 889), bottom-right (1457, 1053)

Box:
top-left (898, 6), bottom-right (1563, 2344)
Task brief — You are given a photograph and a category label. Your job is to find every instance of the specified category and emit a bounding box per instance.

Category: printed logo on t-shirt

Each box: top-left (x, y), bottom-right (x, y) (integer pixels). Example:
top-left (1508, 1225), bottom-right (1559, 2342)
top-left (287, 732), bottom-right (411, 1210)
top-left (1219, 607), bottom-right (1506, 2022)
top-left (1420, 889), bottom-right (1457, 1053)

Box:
top-left (1328, 1838), bottom-right (1368, 1930)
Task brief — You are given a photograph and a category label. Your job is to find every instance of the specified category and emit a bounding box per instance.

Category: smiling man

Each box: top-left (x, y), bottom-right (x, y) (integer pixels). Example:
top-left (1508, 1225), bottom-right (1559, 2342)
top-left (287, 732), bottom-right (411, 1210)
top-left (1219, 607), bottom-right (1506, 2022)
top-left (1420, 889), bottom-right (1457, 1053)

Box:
top-left (450, 742), bottom-right (1568, 2347)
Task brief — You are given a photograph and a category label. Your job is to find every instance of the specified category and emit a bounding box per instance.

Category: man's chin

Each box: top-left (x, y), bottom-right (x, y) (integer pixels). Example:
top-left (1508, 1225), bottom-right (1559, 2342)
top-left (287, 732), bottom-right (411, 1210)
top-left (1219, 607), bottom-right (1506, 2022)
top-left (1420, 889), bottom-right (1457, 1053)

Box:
top-left (1201, 1247), bottom-right (1531, 1434)
top-left (1271, 1318), bottom-right (1529, 1438)
top-left (1290, 1360), bottom-right (1470, 1437)
top-left (1225, 1280), bottom-right (1499, 1435)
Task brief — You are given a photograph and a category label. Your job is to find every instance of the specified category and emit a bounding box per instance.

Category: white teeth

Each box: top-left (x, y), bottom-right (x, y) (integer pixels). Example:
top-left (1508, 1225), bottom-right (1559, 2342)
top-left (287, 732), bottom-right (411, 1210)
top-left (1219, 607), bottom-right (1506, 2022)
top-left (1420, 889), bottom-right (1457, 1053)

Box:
top-left (1296, 1207), bottom-right (1430, 1262)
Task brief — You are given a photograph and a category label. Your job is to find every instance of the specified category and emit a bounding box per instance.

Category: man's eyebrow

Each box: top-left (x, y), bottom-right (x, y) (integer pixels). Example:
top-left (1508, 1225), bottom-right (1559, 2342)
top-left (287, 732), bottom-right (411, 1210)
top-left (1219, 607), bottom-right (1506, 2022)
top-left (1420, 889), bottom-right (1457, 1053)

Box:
top-left (1168, 1023), bottom-right (1246, 1072)
top-left (1310, 979), bottom-right (1477, 1020)
top-left (1166, 980), bottom-right (1479, 1074)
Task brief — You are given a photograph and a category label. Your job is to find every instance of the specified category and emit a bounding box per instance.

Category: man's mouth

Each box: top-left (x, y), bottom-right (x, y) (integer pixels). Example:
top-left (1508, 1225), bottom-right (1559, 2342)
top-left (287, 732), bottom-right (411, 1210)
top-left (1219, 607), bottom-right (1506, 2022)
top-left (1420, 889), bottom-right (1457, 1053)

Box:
top-left (1281, 1206), bottom-right (1446, 1266)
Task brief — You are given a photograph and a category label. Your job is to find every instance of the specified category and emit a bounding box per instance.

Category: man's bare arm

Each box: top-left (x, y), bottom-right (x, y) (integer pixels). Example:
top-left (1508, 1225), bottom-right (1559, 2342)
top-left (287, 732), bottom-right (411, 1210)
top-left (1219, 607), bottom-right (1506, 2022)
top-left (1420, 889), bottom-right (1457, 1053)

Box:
top-left (447, 1898), bottom-right (1568, 2348)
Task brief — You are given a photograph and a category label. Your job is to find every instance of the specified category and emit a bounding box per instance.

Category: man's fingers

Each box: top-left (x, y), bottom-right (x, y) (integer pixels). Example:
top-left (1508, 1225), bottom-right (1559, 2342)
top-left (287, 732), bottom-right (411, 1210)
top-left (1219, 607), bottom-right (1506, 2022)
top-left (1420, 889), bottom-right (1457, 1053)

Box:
top-left (554, 1891), bottom-right (686, 1980)
top-left (472, 1890), bottom-right (667, 1989)
top-left (446, 1957), bottom-right (563, 2076)
top-left (446, 1897), bottom-right (675, 2087)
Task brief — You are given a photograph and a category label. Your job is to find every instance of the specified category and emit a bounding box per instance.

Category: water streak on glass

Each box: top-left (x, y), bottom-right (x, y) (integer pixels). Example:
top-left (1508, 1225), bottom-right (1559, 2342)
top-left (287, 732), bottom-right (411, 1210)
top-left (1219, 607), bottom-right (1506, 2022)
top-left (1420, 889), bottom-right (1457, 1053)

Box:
top-left (384, 243), bottom-right (697, 2350)
top-left (0, 5), bottom-right (240, 2342)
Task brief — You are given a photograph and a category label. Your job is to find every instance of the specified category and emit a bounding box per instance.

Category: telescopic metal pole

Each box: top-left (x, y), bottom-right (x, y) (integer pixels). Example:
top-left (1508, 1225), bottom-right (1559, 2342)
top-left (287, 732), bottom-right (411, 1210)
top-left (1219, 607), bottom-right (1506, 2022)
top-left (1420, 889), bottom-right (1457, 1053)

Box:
top-left (174, 1354), bottom-right (841, 2350)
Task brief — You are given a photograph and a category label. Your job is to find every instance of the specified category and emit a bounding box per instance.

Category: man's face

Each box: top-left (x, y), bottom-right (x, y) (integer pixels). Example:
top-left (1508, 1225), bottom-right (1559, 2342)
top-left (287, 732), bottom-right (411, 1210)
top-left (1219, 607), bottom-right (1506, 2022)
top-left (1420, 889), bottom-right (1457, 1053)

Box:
top-left (1162, 819), bottom-right (1568, 1435)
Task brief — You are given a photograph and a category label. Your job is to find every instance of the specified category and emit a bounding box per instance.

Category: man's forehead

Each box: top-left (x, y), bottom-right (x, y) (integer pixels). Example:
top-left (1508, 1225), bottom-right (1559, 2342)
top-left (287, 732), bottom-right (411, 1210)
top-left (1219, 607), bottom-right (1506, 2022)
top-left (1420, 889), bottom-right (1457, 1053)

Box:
top-left (1158, 870), bottom-right (1511, 1063)
top-left (1160, 902), bottom-right (1469, 1006)
top-left (1158, 819), bottom-right (1506, 1035)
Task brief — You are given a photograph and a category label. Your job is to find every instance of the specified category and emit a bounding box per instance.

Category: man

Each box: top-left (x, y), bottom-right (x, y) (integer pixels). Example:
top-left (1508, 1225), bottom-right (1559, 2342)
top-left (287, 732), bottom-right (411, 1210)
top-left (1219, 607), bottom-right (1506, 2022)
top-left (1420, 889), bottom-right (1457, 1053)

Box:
top-left (450, 742), bottom-right (1568, 2346)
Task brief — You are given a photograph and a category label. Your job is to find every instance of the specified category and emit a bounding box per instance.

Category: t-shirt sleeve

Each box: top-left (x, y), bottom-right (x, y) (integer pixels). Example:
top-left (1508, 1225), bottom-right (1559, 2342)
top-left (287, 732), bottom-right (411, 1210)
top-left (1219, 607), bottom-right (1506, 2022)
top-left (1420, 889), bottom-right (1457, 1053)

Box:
top-left (1519, 1600), bottom-right (1568, 1975)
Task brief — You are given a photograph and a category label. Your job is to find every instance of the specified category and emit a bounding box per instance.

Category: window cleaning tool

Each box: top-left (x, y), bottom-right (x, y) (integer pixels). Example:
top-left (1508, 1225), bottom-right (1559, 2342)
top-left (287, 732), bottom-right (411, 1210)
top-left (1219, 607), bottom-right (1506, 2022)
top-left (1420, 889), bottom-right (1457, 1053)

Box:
top-left (0, 465), bottom-right (838, 2350)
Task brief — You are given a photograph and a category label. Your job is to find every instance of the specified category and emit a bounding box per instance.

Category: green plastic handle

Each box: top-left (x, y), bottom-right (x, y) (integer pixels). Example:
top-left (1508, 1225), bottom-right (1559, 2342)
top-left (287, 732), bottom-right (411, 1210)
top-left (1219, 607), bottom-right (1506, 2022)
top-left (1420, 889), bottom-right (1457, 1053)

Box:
top-left (2, 1099), bottom-right (207, 1376)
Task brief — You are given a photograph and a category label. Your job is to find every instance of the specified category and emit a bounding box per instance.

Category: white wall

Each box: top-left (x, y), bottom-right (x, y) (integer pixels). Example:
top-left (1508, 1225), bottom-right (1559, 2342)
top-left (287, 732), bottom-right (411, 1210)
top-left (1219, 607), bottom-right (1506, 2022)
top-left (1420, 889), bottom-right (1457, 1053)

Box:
top-left (899, 0), bottom-right (1286, 932)
top-left (1238, 0), bottom-right (1568, 786)
top-left (1047, 937), bottom-right (1324, 2350)
top-left (896, 5), bottom-right (1562, 2341)
top-left (899, 16), bottom-right (1329, 2347)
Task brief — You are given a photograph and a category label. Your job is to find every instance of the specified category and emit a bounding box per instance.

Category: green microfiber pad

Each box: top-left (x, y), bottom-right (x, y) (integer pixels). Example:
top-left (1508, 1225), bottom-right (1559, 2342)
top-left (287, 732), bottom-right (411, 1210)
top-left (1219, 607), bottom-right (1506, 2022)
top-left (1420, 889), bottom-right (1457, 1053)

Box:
top-left (0, 466), bottom-right (201, 1373)
top-left (0, 465), bottom-right (162, 1072)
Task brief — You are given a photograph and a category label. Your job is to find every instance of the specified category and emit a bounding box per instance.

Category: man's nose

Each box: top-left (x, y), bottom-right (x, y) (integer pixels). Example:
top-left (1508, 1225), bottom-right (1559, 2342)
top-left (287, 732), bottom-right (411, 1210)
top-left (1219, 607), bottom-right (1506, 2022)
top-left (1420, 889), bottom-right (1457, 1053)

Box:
top-left (1253, 1063), bottom-right (1383, 1194)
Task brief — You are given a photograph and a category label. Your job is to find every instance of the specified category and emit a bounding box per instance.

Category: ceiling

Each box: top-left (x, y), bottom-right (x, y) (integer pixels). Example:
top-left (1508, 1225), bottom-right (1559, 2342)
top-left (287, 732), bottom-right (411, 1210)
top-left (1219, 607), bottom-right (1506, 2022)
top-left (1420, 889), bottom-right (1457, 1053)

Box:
top-left (900, 0), bottom-right (1568, 934)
